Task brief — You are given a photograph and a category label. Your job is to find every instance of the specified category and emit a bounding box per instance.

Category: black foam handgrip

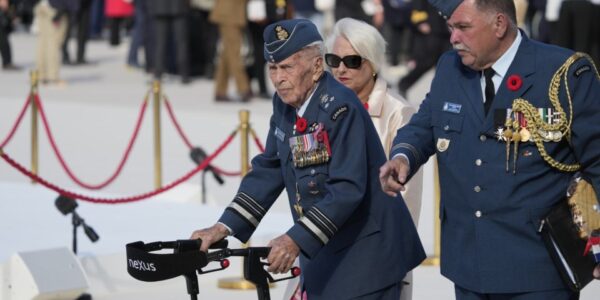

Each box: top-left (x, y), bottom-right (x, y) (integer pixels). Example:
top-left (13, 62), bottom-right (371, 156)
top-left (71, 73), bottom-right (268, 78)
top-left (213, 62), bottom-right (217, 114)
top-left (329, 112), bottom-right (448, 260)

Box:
top-left (209, 239), bottom-right (228, 249)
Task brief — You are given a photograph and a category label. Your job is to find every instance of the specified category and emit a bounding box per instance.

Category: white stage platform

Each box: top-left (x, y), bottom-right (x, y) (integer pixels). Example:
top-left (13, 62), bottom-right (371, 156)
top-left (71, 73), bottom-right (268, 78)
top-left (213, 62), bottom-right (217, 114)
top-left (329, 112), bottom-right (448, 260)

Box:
top-left (0, 181), bottom-right (452, 300)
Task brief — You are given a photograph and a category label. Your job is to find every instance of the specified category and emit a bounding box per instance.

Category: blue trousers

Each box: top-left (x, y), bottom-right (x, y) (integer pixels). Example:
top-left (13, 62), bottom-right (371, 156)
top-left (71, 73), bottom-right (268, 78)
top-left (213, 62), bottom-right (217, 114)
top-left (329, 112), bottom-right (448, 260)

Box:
top-left (455, 285), bottom-right (579, 300)
top-left (350, 282), bottom-right (403, 300)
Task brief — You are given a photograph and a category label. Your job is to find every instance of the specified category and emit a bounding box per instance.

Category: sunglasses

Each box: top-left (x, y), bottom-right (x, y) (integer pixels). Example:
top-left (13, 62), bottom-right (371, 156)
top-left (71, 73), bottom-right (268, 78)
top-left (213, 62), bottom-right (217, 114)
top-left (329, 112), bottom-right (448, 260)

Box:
top-left (325, 54), bottom-right (363, 69)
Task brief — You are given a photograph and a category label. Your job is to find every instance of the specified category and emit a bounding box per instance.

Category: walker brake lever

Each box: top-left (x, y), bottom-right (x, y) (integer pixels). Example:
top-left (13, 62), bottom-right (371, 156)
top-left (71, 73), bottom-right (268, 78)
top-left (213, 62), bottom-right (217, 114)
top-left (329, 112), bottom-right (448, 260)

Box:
top-left (265, 266), bottom-right (302, 283)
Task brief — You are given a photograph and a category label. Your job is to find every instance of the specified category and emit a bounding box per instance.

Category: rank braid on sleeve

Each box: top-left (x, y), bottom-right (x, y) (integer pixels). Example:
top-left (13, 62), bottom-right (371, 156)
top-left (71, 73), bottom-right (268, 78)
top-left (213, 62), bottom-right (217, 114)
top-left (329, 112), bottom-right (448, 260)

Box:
top-left (225, 192), bottom-right (267, 229)
top-left (297, 206), bottom-right (339, 245)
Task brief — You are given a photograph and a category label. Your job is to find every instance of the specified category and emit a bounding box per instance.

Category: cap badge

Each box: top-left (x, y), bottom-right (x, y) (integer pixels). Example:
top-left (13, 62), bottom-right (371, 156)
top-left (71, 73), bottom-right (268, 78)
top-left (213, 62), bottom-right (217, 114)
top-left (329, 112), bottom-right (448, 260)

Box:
top-left (275, 25), bottom-right (289, 40)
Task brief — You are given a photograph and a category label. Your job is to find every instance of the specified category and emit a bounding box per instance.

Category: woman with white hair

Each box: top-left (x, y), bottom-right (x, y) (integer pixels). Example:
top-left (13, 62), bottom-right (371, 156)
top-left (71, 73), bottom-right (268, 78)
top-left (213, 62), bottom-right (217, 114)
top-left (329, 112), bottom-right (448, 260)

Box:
top-left (325, 17), bottom-right (423, 300)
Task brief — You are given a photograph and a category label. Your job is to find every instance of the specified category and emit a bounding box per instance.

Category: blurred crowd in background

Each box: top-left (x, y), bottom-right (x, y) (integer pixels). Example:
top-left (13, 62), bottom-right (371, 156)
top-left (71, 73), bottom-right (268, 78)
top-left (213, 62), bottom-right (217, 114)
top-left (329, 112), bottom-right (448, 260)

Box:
top-left (0, 0), bottom-right (599, 100)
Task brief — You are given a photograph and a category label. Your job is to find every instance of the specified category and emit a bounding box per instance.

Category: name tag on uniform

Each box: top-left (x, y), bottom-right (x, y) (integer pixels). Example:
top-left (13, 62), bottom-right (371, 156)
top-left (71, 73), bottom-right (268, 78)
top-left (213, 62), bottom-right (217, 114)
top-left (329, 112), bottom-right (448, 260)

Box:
top-left (443, 102), bottom-right (462, 114)
top-left (274, 127), bottom-right (285, 142)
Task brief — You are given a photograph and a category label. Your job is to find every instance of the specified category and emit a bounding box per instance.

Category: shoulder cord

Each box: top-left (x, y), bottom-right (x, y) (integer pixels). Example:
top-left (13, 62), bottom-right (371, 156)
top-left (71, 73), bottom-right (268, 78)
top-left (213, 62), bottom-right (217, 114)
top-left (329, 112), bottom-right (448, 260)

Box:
top-left (510, 52), bottom-right (599, 172)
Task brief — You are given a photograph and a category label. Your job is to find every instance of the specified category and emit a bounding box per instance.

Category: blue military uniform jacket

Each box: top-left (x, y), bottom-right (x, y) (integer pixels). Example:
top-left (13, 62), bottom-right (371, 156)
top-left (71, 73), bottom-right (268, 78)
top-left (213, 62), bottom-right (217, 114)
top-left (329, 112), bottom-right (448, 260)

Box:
top-left (219, 72), bottom-right (425, 299)
top-left (391, 33), bottom-right (600, 293)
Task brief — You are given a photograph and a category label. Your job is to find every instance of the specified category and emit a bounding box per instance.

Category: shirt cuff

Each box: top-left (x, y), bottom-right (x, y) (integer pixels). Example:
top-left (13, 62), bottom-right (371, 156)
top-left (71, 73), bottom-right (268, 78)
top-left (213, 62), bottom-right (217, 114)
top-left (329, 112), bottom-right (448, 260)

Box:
top-left (392, 153), bottom-right (411, 171)
top-left (217, 222), bottom-right (234, 236)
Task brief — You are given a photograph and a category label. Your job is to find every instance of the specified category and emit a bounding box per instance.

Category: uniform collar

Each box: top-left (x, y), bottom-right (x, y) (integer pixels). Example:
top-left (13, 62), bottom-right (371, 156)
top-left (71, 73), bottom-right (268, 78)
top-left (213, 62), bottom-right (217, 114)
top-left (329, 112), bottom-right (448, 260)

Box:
top-left (297, 82), bottom-right (320, 117)
top-left (491, 30), bottom-right (522, 80)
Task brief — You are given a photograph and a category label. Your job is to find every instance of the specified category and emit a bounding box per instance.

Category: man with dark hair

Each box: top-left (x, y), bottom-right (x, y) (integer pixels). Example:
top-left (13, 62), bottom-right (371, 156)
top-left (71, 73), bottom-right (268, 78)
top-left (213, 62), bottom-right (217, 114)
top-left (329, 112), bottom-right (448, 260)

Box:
top-left (380, 0), bottom-right (600, 299)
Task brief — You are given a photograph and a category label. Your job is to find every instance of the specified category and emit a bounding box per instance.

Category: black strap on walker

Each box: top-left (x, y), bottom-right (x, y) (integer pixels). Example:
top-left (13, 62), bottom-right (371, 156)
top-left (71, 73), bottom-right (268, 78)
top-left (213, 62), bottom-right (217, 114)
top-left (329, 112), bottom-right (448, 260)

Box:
top-left (126, 239), bottom-right (301, 300)
top-left (125, 239), bottom-right (226, 282)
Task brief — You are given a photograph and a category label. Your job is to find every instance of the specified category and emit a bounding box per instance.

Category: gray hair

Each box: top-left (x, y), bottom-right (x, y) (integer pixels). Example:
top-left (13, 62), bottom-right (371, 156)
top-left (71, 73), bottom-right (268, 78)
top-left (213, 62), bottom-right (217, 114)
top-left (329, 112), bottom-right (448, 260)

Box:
top-left (302, 41), bottom-right (325, 58)
top-left (476, 0), bottom-right (517, 27)
top-left (325, 18), bottom-right (387, 73)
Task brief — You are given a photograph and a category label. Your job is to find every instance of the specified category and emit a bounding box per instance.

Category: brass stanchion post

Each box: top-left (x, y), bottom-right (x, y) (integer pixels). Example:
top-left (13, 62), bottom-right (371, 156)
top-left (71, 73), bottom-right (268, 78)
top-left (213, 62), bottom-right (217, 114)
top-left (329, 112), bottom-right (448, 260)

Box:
top-left (30, 70), bottom-right (39, 183)
top-left (152, 80), bottom-right (162, 188)
top-left (218, 110), bottom-right (274, 290)
top-left (218, 110), bottom-right (254, 289)
top-left (422, 156), bottom-right (441, 266)
top-left (239, 110), bottom-right (250, 176)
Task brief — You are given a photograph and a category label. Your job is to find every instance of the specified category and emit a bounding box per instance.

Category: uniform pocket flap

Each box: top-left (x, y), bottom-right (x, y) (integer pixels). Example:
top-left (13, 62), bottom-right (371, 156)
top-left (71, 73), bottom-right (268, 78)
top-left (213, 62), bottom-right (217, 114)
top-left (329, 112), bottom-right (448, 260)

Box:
top-left (328, 217), bottom-right (381, 253)
top-left (432, 111), bottom-right (464, 133)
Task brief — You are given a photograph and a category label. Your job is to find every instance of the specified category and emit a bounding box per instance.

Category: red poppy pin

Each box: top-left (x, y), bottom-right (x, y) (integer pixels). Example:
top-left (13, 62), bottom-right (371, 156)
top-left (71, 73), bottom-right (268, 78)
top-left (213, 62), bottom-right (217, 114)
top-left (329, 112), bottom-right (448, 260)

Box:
top-left (295, 116), bottom-right (307, 133)
top-left (363, 102), bottom-right (369, 111)
top-left (506, 74), bottom-right (522, 91)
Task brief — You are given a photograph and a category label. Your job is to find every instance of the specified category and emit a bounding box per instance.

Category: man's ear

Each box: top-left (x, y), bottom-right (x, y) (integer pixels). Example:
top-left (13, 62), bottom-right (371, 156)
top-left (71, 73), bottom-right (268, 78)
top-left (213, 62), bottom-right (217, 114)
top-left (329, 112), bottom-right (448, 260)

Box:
top-left (312, 56), bottom-right (324, 82)
top-left (494, 13), bottom-right (509, 38)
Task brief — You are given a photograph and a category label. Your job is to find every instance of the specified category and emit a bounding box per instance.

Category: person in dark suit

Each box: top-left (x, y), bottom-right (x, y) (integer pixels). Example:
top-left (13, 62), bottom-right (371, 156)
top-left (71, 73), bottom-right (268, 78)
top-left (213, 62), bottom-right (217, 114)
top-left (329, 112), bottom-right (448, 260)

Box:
top-left (62, 0), bottom-right (92, 65)
top-left (190, 19), bottom-right (425, 300)
top-left (380, 0), bottom-right (600, 299)
top-left (397, 0), bottom-right (449, 98)
top-left (556, 0), bottom-right (600, 66)
top-left (334, 0), bottom-right (371, 24)
top-left (0, 0), bottom-right (20, 70)
top-left (147, 0), bottom-right (190, 83)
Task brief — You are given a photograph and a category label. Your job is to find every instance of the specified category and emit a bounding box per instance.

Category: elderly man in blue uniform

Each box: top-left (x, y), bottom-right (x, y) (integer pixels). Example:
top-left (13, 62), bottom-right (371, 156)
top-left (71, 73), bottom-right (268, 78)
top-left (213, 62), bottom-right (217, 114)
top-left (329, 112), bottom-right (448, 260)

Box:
top-left (380, 0), bottom-right (600, 299)
top-left (191, 19), bottom-right (425, 299)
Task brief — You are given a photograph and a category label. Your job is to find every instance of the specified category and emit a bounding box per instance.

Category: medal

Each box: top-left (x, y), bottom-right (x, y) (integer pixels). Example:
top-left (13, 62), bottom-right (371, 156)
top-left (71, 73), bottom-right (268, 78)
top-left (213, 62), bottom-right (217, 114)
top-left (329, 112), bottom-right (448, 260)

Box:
top-left (552, 131), bottom-right (563, 142)
top-left (289, 123), bottom-right (331, 168)
top-left (294, 183), bottom-right (304, 219)
top-left (512, 131), bottom-right (521, 174)
top-left (518, 112), bottom-right (530, 142)
top-left (519, 128), bottom-right (530, 142)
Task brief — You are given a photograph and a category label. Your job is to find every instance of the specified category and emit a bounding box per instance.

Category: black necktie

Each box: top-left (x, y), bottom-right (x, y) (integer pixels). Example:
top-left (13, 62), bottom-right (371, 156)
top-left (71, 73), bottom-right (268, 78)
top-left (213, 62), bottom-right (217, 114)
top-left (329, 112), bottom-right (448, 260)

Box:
top-left (483, 68), bottom-right (495, 116)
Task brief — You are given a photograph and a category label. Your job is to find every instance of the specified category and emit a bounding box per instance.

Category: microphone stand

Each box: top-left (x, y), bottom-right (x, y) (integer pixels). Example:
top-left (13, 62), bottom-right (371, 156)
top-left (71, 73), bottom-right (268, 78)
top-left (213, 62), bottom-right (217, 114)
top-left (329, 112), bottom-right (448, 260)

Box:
top-left (202, 169), bottom-right (208, 204)
top-left (191, 147), bottom-right (224, 204)
top-left (72, 212), bottom-right (96, 300)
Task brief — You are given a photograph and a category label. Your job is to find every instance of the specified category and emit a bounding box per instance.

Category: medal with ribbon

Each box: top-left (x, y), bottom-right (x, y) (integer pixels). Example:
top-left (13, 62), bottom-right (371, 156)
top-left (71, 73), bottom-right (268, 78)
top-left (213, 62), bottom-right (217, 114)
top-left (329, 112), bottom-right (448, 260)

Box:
top-left (289, 123), bottom-right (331, 168)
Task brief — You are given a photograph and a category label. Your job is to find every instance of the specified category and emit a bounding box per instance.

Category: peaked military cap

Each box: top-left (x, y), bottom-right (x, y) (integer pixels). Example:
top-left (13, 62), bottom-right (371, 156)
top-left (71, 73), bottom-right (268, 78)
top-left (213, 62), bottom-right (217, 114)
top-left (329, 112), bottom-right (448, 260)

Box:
top-left (429, 0), bottom-right (463, 19)
top-left (263, 19), bottom-right (323, 63)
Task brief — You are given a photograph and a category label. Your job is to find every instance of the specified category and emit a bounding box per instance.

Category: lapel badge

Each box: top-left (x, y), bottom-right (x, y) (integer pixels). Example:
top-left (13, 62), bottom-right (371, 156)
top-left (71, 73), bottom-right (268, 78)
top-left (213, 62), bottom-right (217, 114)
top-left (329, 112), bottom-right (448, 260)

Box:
top-left (320, 94), bottom-right (329, 104)
top-left (436, 138), bottom-right (450, 153)
top-left (320, 94), bottom-right (335, 109)
top-left (275, 25), bottom-right (289, 40)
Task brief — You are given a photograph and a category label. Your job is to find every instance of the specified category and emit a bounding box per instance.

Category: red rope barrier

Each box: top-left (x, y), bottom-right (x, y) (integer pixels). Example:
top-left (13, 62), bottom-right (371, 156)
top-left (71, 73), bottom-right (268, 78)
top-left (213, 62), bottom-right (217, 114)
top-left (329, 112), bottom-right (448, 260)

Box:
top-left (34, 93), bottom-right (150, 190)
top-left (250, 128), bottom-right (265, 153)
top-left (163, 95), bottom-right (193, 150)
top-left (0, 131), bottom-right (238, 204)
top-left (164, 95), bottom-right (243, 176)
top-left (1, 95), bottom-right (32, 148)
